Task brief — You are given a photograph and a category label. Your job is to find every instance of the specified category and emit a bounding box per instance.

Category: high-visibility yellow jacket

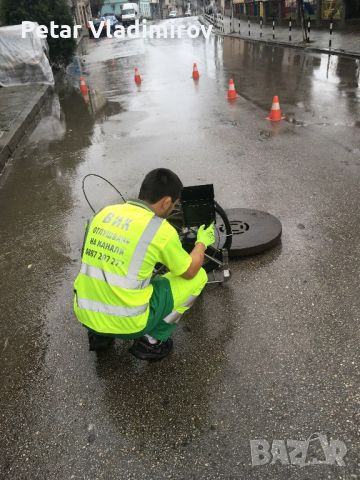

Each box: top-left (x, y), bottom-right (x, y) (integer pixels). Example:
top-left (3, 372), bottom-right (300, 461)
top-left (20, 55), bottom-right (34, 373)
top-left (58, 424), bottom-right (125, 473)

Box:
top-left (73, 200), bottom-right (191, 334)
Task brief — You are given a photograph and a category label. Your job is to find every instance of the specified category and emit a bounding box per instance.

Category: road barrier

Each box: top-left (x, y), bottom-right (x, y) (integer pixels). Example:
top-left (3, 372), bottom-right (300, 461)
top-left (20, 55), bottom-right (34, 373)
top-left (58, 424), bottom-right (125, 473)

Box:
top-left (202, 14), bottom-right (340, 56)
top-left (204, 14), bottom-right (212, 27)
top-left (204, 13), bottom-right (223, 33)
top-left (329, 18), bottom-right (333, 48)
top-left (289, 17), bottom-right (292, 42)
top-left (272, 17), bottom-right (275, 40)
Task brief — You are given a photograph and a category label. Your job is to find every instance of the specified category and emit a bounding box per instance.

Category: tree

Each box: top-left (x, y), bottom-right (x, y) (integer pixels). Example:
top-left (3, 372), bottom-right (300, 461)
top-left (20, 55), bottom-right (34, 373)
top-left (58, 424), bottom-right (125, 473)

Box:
top-left (90, 0), bottom-right (104, 16)
top-left (0, 0), bottom-right (76, 66)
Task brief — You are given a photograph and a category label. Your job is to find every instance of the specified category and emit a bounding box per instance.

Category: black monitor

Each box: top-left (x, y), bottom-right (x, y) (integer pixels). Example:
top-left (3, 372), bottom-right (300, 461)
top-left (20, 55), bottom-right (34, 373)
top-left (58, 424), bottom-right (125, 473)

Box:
top-left (181, 184), bottom-right (215, 228)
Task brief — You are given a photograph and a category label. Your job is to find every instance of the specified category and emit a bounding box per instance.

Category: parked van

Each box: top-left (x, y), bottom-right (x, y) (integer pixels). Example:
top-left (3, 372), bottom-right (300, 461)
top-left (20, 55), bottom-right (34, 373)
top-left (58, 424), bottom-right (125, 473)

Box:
top-left (121, 3), bottom-right (142, 26)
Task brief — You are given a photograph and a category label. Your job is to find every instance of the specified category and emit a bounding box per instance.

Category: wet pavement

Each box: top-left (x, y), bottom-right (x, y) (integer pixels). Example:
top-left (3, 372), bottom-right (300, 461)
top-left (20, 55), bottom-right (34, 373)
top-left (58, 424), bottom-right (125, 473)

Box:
top-left (0, 84), bottom-right (51, 169)
top-left (1, 17), bottom-right (360, 479)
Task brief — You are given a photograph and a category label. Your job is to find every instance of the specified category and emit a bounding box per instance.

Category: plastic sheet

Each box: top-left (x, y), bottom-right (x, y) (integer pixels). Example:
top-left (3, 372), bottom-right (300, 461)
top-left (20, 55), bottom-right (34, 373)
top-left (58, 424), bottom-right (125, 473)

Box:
top-left (0, 23), bottom-right (54, 87)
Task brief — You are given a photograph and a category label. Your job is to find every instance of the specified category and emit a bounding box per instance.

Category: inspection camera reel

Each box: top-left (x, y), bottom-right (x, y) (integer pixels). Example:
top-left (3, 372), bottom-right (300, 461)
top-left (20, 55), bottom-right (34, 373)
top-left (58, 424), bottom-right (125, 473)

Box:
top-left (167, 204), bottom-right (232, 284)
top-left (165, 185), bottom-right (233, 285)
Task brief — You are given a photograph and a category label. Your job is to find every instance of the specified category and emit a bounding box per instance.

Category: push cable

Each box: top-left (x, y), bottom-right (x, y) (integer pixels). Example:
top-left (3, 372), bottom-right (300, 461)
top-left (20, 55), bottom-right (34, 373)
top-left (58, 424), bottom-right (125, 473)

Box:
top-left (82, 174), bottom-right (126, 213)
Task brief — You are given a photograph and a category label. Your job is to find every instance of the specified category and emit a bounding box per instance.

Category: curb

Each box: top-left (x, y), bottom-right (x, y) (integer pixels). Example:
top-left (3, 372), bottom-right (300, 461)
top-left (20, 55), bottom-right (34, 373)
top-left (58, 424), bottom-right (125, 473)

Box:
top-left (200, 16), bottom-right (360, 60)
top-left (0, 85), bottom-right (53, 174)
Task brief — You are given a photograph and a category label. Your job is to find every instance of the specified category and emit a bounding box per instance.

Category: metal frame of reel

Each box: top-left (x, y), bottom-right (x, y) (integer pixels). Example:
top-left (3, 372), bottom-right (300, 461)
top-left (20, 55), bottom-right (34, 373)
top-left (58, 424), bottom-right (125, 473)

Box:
top-left (167, 201), bottom-right (233, 285)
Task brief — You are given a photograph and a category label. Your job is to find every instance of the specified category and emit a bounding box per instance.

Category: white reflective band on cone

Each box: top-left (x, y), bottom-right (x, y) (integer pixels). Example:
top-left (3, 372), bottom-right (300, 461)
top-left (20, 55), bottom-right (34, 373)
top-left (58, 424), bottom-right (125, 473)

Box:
top-left (77, 297), bottom-right (148, 317)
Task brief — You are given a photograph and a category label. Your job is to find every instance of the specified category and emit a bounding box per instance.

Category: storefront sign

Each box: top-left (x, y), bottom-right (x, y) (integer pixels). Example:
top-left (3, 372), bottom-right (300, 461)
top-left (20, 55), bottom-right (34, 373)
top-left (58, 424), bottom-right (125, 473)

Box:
top-left (322, 0), bottom-right (343, 19)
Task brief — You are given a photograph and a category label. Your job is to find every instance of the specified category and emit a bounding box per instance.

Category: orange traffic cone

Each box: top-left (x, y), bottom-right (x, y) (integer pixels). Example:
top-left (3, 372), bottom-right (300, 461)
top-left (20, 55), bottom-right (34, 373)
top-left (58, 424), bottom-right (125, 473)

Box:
top-left (79, 76), bottom-right (88, 96)
top-left (192, 63), bottom-right (200, 81)
top-left (266, 96), bottom-right (285, 121)
top-left (134, 67), bottom-right (142, 85)
top-left (227, 79), bottom-right (237, 100)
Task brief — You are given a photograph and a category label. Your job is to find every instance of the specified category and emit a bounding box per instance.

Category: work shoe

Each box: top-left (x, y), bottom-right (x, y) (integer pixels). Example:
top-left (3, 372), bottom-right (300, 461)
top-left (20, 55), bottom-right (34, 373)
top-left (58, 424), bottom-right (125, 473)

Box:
top-left (129, 337), bottom-right (173, 361)
top-left (88, 331), bottom-right (115, 352)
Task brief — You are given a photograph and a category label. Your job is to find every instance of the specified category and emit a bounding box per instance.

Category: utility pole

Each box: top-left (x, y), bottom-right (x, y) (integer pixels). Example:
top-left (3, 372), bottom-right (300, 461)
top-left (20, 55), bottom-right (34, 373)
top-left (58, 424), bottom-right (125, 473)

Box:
top-left (298, 0), bottom-right (309, 42)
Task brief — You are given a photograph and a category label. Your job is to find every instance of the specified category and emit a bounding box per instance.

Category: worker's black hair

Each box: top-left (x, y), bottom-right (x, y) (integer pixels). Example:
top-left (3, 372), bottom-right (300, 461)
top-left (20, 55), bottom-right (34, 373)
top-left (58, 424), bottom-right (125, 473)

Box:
top-left (139, 168), bottom-right (183, 203)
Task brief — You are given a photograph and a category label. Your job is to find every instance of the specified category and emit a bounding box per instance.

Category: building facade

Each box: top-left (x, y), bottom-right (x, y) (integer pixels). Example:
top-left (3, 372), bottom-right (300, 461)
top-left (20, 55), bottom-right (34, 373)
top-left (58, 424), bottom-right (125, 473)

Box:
top-left (68, 0), bottom-right (92, 25)
top-left (231, 0), bottom-right (359, 24)
top-left (101, 0), bottom-right (123, 17)
top-left (100, 0), bottom-right (153, 19)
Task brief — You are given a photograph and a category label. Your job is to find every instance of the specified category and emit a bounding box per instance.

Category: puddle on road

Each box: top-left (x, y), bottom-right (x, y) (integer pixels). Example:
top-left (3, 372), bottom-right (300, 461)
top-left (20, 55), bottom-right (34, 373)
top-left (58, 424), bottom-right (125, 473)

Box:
top-left (222, 37), bottom-right (360, 128)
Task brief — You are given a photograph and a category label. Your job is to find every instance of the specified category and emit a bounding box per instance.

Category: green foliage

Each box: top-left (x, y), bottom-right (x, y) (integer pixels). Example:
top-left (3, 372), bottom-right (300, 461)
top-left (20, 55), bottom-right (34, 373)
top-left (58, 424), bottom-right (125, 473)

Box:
top-left (0, 0), bottom-right (77, 66)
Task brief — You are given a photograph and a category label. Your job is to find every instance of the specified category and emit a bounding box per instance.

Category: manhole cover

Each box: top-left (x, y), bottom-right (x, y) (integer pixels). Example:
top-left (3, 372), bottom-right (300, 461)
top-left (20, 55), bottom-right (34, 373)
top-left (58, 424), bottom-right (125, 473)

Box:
top-left (221, 208), bottom-right (282, 257)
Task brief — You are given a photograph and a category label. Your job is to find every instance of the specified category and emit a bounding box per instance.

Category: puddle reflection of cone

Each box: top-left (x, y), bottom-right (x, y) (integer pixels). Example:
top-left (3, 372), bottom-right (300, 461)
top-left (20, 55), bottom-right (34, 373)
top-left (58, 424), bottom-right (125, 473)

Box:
top-left (227, 79), bottom-right (237, 100)
top-left (80, 76), bottom-right (88, 96)
top-left (266, 95), bottom-right (285, 121)
top-left (134, 67), bottom-right (142, 85)
top-left (192, 63), bottom-right (200, 80)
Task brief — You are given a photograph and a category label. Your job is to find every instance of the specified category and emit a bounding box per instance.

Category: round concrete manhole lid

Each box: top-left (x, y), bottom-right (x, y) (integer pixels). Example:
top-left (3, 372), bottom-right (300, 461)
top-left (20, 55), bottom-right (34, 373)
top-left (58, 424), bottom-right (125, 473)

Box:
top-left (220, 208), bottom-right (282, 257)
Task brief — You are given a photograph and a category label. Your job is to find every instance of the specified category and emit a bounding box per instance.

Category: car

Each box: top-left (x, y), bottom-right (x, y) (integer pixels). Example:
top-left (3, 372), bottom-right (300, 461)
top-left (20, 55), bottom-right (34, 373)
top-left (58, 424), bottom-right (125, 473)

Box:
top-left (121, 3), bottom-right (142, 26)
top-left (185, 10), bottom-right (191, 16)
top-left (88, 15), bottom-right (119, 37)
top-left (88, 17), bottom-right (105, 38)
top-left (102, 14), bottom-right (119, 32)
top-left (168, 10), bottom-right (177, 18)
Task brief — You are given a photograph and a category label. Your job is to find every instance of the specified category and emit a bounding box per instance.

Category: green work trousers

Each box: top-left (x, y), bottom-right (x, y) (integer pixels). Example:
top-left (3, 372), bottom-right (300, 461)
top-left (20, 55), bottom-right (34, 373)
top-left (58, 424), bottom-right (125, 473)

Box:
top-left (87, 268), bottom-right (208, 342)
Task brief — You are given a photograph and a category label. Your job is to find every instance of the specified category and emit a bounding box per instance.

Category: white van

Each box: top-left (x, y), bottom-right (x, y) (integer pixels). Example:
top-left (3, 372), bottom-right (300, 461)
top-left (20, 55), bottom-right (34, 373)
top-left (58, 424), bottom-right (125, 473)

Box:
top-left (121, 3), bottom-right (142, 26)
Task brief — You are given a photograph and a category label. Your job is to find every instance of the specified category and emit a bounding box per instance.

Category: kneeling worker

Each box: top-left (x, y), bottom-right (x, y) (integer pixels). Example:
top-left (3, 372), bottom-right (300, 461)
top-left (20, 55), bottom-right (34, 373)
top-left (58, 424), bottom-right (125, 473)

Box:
top-left (73, 168), bottom-right (215, 360)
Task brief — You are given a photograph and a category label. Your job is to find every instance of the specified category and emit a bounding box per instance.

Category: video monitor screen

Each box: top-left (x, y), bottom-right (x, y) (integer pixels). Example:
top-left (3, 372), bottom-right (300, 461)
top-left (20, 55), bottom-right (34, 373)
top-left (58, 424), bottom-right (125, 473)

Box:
top-left (181, 184), bottom-right (216, 227)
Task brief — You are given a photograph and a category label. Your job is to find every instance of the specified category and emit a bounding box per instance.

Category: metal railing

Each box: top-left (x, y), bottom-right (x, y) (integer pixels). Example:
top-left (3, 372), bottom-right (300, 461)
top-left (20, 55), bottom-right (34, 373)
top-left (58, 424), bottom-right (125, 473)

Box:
top-left (204, 13), bottom-right (224, 32)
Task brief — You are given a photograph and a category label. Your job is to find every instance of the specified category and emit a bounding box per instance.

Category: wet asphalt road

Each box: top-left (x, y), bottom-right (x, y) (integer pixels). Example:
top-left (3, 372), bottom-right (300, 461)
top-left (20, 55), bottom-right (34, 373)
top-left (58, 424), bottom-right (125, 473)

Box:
top-left (1, 17), bottom-right (360, 480)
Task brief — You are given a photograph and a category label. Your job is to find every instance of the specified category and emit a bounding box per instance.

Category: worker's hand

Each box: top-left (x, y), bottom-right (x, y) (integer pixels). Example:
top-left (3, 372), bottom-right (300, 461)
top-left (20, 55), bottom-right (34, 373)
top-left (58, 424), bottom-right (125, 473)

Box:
top-left (196, 223), bottom-right (215, 248)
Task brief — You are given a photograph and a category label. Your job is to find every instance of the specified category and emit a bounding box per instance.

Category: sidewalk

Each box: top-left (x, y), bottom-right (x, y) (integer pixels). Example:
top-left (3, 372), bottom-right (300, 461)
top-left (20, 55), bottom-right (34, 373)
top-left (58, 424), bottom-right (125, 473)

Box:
top-left (0, 84), bottom-right (52, 173)
top-left (203, 15), bottom-right (360, 58)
